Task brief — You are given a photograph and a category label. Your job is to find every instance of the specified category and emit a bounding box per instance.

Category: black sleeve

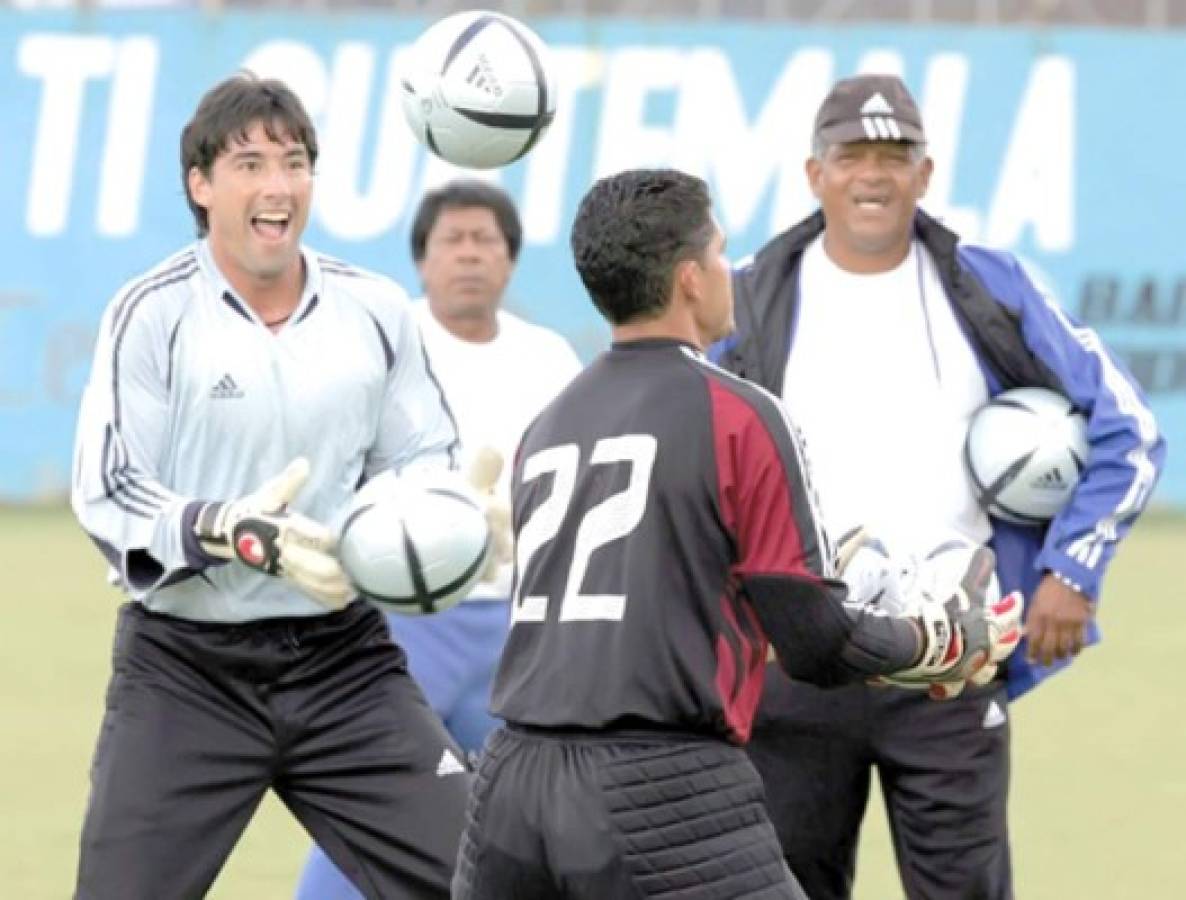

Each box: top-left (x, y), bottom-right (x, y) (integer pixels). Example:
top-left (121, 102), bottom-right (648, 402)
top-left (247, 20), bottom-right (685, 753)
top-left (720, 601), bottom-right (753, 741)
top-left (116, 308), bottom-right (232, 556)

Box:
top-left (742, 573), bottom-right (921, 688)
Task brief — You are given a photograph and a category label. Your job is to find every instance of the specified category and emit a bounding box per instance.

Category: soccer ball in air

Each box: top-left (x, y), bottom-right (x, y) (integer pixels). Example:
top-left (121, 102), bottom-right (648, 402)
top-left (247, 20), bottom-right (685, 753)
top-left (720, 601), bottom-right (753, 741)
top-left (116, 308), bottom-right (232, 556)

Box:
top-left (964, 387), bottom-right (1088, 525)
top-left (400, 11), bottom-right (557, 169)
top-left (338, 470), bottom-right (491, 615)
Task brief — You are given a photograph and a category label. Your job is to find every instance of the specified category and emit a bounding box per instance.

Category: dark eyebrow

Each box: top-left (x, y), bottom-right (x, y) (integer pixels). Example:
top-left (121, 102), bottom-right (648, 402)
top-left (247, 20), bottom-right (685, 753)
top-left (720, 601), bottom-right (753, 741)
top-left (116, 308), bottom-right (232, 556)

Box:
top-left (227, 144), bottom-right (308, 161)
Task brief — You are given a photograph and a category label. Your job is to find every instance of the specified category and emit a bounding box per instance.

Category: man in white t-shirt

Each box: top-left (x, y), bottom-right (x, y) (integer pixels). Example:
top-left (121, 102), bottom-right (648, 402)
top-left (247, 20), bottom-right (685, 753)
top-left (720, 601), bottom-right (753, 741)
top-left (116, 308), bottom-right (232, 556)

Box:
top-left (296, 180), bottom-right (581, 900)
top-left (712, 75), bottom-right (1162, 899)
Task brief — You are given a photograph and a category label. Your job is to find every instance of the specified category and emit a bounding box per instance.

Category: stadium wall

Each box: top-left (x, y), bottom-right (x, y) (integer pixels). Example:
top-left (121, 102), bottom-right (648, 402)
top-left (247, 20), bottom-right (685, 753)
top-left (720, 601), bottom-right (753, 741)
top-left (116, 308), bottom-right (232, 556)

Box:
top-left (0, 12), bottom-right (1180, 504)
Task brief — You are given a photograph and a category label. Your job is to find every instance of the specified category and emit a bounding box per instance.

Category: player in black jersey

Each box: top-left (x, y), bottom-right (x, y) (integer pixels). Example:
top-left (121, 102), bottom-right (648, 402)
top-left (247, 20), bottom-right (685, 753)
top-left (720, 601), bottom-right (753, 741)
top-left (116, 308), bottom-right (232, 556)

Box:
top-left (452, 170), bottom-right (1014, 900)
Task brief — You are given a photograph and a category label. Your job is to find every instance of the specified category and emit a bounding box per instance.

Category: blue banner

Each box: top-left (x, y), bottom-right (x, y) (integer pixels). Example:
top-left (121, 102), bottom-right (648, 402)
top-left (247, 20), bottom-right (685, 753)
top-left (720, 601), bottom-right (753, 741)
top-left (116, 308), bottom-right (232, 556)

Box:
top-left (0, 13), bottom-right (1181, 502)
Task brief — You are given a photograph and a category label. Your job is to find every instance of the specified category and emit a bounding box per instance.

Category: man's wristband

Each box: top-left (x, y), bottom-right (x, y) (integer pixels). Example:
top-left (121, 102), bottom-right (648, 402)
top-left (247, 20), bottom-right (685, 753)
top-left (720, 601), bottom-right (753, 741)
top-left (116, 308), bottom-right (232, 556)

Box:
top-left (1047, 569), bottom-right (1084, 594)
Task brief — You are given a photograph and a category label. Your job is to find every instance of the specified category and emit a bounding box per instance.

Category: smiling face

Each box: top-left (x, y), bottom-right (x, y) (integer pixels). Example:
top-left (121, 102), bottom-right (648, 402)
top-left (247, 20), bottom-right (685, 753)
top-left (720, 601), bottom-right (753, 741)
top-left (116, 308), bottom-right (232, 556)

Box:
top-left (187, 119), bottom-right (313, 290)
top-left (807, 140), bottom-right (932, 273)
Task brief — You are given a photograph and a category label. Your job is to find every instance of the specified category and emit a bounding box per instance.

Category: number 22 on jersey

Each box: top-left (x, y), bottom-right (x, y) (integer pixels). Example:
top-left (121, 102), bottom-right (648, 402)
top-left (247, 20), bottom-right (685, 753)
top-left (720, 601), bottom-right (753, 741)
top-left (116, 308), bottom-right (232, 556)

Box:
top-left (513, 435), bottom-right (657, 624)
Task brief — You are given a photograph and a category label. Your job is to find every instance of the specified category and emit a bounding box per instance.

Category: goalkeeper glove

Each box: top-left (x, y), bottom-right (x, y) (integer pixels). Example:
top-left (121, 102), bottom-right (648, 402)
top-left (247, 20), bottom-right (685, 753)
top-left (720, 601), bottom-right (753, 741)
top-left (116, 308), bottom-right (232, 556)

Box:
top-left (466, 446), bottom-right (512, 584)
top-left (961, 590), bottom-right (1024, 691)
top-left (874, 547), bottom-right (1022, 700)
top-left (193, 458), bottom-right (354, 610)
top-left (897, 589), bottom-right (1024, 699)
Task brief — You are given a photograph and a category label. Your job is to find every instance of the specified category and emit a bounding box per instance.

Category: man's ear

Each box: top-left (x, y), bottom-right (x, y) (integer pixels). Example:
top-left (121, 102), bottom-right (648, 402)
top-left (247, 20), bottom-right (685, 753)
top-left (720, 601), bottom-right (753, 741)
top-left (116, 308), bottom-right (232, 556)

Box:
top-left (188, 166), bottom-right (211, 212)
top-left (916, 155), bottom-right (934, 201)
top-left (674, 257), bottom-right (701, 306)
top-left (806, 156), bottom-right (823, 200)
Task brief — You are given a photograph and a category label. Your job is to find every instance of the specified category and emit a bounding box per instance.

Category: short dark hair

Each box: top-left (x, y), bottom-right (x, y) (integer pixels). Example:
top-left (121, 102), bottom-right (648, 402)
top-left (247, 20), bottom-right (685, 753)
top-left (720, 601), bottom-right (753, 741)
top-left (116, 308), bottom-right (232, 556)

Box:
top-left (410, 180), bottom-right (523, 263)
top-left (570, 169), bottom-right (715, 325)
top-left (180, 72), bottom-right (318, 236)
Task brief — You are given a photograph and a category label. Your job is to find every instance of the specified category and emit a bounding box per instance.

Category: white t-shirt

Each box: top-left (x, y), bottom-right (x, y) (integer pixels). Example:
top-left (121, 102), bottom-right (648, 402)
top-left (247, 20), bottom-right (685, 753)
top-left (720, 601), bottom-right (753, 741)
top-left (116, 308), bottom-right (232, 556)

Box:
top-left (413, 301), bottom-right (583, 598)
top-left (781, 237), bottom-right (991, 557)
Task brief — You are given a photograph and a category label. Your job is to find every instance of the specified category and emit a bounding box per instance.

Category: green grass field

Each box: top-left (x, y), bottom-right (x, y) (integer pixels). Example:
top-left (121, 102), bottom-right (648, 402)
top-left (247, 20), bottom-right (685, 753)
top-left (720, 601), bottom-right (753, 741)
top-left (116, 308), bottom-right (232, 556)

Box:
top-left (1, 506), bottom-right (1182, 899)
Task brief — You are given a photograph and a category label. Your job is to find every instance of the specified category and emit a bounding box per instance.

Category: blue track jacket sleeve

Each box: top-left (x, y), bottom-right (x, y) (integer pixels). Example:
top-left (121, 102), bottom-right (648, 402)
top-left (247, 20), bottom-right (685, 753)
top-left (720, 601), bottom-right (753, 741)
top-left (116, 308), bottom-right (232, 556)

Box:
top-left (960, 247), bottom-right (1166, 601)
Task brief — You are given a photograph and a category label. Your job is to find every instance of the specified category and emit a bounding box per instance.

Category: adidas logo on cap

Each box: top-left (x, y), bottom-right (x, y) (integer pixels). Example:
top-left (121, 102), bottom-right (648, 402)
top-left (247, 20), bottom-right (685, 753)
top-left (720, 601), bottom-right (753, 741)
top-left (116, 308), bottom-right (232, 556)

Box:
top-left (860, 92), bottom-right (895, 115)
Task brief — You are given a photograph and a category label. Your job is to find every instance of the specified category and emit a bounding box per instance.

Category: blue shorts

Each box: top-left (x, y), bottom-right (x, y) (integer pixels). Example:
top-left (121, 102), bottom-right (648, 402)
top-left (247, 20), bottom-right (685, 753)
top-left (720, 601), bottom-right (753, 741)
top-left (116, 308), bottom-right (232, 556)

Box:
top-left (385, 598), bottom-right (509, 756)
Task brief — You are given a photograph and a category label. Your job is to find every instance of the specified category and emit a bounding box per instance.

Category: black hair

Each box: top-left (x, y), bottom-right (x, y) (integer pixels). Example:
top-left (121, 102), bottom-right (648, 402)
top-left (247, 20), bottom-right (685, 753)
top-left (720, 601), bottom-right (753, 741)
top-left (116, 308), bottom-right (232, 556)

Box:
top-left (410, 179), bottom-right (522, 263)
top-left (569, 169), bottom-right (715, 325)
top-left (180, 72), bottom-right (318, 236)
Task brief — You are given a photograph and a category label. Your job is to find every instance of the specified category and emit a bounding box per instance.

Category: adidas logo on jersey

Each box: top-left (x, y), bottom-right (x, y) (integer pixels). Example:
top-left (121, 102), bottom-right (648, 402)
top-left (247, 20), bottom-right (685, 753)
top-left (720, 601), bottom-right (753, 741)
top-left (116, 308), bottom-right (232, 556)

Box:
top-left (436, 749), bottom-right (466, 777)
top-left (210, 374), bottom-right (244, 399)
top-left (1030, 467), bottom-right (1067, 490)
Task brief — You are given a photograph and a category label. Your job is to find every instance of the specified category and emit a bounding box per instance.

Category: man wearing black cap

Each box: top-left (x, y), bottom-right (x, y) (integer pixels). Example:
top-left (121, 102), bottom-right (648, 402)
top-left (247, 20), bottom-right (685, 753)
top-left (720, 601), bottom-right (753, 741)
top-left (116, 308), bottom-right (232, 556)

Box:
top-left (712, 74), bottom-right (1163, 899)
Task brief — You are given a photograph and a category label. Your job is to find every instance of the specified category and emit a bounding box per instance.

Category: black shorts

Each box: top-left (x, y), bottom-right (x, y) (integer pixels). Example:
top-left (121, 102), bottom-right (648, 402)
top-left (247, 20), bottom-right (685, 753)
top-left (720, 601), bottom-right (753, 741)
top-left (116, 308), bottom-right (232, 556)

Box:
top-left (75, 601), bottom-right (470, 900)
top-left (453, 724), bottom-right (806, 900)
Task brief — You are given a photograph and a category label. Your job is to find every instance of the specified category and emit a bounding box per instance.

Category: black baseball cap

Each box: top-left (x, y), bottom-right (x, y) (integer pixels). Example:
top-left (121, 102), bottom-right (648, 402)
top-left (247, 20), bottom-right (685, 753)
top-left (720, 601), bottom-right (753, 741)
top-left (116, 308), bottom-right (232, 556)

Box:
top-left (813, 74), bottom-right (926, 146)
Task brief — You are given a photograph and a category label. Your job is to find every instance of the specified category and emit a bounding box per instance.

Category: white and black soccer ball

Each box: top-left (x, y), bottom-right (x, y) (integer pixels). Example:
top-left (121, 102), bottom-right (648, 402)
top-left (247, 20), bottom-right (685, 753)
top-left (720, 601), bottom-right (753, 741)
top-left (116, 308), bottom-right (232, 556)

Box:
top-left (839, 529), bottom-right (999, 615)
top-left (964, 387), bottom-right (1088, 525)
top-left (837, 528), bottom-right (913, 615)
top-left (338, 470), bottom-right (490, 616)
top-left (911, 534), bottom-right (1002, 611)
top-left (399, 11), bottom-right (557, 169)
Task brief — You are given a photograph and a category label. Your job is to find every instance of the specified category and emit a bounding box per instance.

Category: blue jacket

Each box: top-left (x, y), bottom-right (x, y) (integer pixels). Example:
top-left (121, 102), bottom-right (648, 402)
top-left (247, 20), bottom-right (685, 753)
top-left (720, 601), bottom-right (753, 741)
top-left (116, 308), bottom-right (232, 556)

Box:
top-left (712, 210), bottom-right (1166, 699)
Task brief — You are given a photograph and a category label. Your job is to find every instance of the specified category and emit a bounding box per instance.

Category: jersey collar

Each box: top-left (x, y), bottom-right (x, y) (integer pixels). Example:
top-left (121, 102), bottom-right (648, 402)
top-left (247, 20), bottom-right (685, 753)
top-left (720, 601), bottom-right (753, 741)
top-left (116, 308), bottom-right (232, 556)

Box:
top-left (611, 337), bottom-right (702, 355)
top-left (195, 239), bottom-right (322, 327)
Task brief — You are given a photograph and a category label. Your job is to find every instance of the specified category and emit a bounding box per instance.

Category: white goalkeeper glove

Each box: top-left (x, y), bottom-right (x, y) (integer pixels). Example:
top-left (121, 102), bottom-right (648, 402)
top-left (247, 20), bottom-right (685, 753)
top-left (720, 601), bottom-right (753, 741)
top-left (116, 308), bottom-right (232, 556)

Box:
top-left (873, 547), bottom-right (1023, 700)
top-left (193, 458), bottom-right (354, 610)
top-left (959, 589), bottom-right (1024, 692)
top-left (466, 446), bottom-right (512, 584)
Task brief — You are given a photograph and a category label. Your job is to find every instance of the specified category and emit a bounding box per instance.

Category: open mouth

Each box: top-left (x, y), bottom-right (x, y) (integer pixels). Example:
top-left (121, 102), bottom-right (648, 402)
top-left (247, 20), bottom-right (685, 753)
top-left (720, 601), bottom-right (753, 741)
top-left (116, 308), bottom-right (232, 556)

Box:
top-left (251, 211), bottom-right (291, 241)
top-left (854, 195), bottom-right (890, 211)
